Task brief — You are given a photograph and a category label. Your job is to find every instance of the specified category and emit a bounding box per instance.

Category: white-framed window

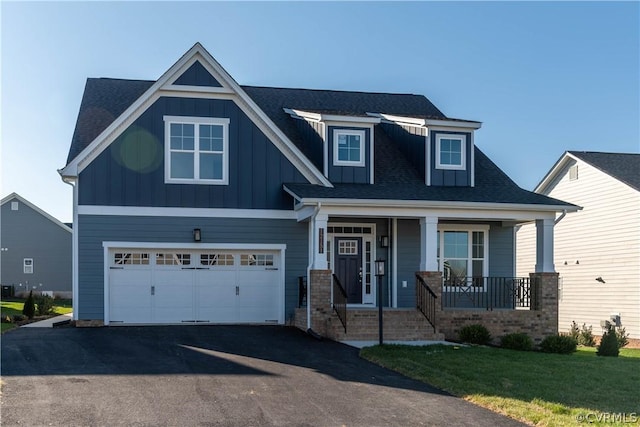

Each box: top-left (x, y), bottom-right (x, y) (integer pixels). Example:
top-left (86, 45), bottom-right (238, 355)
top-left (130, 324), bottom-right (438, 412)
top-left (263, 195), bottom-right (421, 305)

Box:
top-left (23, 258), bottom-right (33, 274)
top-left (569, 165), bottom-right (578, 181)
top-left (337, 240), bottom-right (359, 255)
top-left (333, 129), bottom-right (365, 167)
top-left (435, 134), bottom-right (466, 170)
top-left (164, 116), bottom-right (230, 184)
top-left (437, 226), bottom-right (488, 287)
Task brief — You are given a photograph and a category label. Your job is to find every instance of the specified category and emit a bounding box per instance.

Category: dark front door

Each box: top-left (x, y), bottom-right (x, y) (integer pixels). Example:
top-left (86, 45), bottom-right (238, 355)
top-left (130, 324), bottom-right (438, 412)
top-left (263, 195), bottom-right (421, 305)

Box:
top-left (335, 237), bottom-right (362, 303)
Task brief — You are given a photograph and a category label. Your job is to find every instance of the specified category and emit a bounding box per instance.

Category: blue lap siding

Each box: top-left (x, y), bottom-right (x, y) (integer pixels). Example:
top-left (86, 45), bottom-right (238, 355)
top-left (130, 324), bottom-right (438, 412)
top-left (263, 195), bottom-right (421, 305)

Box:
top-left (79, 96), bottom-right (308, 209)
top-left (77, 215), bottom-right (308, 321)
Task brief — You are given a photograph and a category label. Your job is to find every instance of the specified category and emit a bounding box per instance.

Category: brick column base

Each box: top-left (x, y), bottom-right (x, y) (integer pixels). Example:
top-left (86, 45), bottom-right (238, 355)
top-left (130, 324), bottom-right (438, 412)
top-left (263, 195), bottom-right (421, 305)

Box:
top-left (309, 270), bottom-right (332, 336)
top-left (530, 272), bottom-right (559, 336)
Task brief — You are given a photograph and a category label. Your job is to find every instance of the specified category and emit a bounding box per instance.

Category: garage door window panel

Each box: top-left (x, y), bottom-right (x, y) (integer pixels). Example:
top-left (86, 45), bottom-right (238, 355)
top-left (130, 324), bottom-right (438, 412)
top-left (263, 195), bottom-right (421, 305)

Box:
top-left (114, 252), bottom-right (150, 265)
top-left (155, 253), bottom-right (191, 266)
top-left (241, 254), bottom-right (275, 266)
top-left (201, 253), bottom-right (234, 266)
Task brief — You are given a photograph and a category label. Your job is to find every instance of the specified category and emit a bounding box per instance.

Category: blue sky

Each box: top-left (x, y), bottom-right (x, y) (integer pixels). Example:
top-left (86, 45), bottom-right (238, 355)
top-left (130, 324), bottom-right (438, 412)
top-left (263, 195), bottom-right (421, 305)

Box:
top-left (1, 1), bottom-right (638, 223)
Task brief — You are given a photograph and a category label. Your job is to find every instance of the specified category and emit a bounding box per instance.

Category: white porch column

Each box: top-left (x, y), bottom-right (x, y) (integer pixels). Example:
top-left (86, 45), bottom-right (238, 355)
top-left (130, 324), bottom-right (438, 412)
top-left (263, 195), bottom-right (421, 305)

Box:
top-left (535, 218), bottom-right (555, 273)
top-left (312, 213), bottom-right (329, 269)
top-left (419, 216), bottom-right (439, 271)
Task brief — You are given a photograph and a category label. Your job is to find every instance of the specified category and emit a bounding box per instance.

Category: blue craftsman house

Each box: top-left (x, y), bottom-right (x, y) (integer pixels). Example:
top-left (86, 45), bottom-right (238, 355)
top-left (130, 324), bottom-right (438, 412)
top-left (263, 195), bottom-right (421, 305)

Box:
top-left (60, 43), bottom-right (576, 342)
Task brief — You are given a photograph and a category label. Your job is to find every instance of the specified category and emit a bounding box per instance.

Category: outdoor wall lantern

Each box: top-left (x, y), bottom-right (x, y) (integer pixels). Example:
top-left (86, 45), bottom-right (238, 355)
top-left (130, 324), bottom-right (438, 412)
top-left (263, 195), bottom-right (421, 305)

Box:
top-left (193, 228), bottom-right (201, 242)
top-left (375, 259), bottom-right (386, 277)
top-left (379, 235), bottom-right (389, 248)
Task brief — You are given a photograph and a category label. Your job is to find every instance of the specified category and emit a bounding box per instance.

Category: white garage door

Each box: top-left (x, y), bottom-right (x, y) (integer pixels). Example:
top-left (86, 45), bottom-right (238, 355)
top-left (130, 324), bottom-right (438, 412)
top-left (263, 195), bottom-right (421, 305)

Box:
top-left (108, 249), bottom-right (282, 324)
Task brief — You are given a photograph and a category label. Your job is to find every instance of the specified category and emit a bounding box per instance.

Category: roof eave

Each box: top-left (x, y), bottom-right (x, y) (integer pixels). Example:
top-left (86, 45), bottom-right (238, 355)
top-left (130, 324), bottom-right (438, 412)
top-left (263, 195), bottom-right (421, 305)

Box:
top-left (281, 187), bottom-right (580, 214)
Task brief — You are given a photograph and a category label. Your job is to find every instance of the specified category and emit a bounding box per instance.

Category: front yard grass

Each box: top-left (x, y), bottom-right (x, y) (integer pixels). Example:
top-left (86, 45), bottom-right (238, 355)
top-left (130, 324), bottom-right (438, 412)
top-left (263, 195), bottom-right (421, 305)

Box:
top-left (1, 298), bottom-right (73, 333)
top-left (361, 344), bottom-right (640, 426)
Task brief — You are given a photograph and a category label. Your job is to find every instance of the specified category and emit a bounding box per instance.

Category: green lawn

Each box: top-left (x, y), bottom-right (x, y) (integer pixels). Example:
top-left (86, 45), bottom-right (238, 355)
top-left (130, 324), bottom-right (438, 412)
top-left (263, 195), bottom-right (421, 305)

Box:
top-left (361, 344), bottom-right (640, 426)
top-left (1, 298), bottom-right (73, 333)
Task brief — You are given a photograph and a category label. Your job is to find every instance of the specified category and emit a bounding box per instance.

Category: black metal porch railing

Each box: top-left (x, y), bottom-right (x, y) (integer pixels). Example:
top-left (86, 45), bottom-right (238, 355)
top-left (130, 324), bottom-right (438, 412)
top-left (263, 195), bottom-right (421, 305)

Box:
top-left (415, 274), bottom-right (437, 332)
top-left (442, 277), bottom-right (531, 310)
top-left (332, 274), bottom-right (347, 333)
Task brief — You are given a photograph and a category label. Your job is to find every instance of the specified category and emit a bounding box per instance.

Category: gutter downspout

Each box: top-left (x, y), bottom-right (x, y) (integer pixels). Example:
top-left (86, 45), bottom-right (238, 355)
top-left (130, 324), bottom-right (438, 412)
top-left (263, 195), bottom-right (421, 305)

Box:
top-left (554, 210), bottom-right (568, 225)
top-left (61, 175), bottom-right (78, 321)
top-left (306, 203), bottom-right (321, 334)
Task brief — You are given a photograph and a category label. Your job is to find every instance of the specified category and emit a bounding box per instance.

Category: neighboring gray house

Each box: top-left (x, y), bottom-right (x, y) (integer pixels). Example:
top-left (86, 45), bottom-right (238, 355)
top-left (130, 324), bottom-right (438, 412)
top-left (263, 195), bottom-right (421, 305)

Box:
top-left (0, 193), bottom-right (72, 298)
top-left (59, 43), bottom-right (576, 342)
top-left (517, 151), bottom-right (640, 342)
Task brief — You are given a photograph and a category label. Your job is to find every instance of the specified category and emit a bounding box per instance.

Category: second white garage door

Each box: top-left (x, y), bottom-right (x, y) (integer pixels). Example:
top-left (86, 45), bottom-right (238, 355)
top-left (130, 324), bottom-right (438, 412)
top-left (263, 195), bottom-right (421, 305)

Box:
top-left (108, 248), bottom-right (283, 325)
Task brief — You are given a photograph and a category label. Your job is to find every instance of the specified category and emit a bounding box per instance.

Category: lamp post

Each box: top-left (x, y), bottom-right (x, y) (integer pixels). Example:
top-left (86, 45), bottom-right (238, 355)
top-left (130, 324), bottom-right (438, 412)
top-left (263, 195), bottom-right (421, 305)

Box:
top-left (375, 259), bottom-right (385, 345)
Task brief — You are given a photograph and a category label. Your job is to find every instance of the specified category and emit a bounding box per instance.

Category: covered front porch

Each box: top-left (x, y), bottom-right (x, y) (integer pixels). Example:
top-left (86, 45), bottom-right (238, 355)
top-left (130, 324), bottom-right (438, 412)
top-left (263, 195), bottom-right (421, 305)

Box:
top-left (292, 203), bottom-right (561, 343)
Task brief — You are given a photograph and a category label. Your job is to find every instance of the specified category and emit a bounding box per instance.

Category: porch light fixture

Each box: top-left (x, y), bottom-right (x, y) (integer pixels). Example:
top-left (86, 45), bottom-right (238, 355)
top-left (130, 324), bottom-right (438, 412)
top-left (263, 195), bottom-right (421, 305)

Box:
top-left (375, 259), bottom-right (386, 277)
top-left (375, 259), bottom-right (386, 345)
top-left (380, 235), bottom-right (389, 248)
top-left (193, 228), bottom-right (201, 242)
top-left (595, 276), bottom-right (605, 284)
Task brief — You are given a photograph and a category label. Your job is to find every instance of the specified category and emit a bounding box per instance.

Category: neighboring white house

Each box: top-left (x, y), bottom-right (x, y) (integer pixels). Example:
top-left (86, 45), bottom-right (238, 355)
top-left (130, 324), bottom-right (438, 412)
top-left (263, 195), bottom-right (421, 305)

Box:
top-left (516, 151), bottom-right (640, 341)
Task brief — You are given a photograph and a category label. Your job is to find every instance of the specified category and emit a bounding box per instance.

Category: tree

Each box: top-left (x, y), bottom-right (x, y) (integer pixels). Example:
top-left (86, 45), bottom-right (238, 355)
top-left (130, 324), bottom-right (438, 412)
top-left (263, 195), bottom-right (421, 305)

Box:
top-left (22, 291), bottom-right (36, 320)
top-left (597, 323), bottom-right (619, 357)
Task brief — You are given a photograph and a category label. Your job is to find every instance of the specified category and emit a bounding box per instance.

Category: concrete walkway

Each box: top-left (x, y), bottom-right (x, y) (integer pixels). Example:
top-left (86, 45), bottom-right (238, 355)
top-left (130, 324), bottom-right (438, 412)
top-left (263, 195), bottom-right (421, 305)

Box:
top-left (22, 312), bottom-right (72, 328)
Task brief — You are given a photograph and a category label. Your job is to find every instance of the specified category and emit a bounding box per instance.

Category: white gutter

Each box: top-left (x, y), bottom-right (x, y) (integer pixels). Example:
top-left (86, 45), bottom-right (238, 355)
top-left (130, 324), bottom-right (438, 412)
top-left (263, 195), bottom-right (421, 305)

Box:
top-left (60, 174), bottom-right (78, 321)
top-left (294, 197), bottom-right (580, 213)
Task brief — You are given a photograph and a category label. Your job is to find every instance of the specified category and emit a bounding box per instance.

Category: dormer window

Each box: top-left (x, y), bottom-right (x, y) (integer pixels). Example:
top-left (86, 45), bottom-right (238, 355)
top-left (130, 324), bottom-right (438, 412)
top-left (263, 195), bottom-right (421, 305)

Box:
top-left (333, 129), bottom-right (365, 167)
top-left (436, 134), bottom-right (466, 170)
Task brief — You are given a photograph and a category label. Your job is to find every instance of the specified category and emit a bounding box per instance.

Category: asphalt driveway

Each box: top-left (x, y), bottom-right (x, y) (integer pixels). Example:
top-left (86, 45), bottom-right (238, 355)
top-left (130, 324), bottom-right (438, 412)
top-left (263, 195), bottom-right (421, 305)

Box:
top-left (1, 326), bottom-right (522, 426)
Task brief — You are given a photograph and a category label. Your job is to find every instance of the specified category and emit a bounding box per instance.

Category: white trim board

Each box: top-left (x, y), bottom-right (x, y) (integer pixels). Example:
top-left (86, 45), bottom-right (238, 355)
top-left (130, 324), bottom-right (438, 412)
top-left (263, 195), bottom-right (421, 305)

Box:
top-left (78, 205), bottom-right (297, 220)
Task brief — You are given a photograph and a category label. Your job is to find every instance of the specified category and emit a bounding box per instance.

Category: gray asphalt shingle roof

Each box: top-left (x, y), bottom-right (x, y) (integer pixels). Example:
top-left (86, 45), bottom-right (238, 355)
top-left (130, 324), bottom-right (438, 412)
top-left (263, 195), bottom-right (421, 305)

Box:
top-left (569, 151), bottom-right (640, 192)
top-left (65, 76), bottom-right (575, 208)
top-left (67, 78), bottom-right (154, 164)
top-left (284, 125), bottom-right (573, 207)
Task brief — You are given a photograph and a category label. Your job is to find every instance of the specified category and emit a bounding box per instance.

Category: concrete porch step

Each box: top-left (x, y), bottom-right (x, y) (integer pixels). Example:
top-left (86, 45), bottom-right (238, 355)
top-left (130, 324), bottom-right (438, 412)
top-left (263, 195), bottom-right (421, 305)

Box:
top-left (326, 308), bottom-right (445, 342)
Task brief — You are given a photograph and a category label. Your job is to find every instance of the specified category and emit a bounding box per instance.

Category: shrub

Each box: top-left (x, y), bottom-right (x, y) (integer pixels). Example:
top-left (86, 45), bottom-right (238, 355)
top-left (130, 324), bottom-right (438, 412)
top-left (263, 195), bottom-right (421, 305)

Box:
top-left (500, 333), bottom-right (533, 351)
top-left (597, 324), bottom-right (619, 357)
top-left (569, 321), bottom-right (580, 342)
top-left (579, 323), bottom-right (595, 347)
top-left (540, 334), bottom-right (577, 354)
top-left (458, 324), bottom-right (492, 345)
top-left (616, 327), bottom-right (629, 349)
top-left (34, 294), bottom-right (54, 316)
top-left (568, 321), bottom-right (595, 346)
top-left (12, 314), bottom-right (25, 322)
top-left (22, 291), bottom-right (36, 320)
